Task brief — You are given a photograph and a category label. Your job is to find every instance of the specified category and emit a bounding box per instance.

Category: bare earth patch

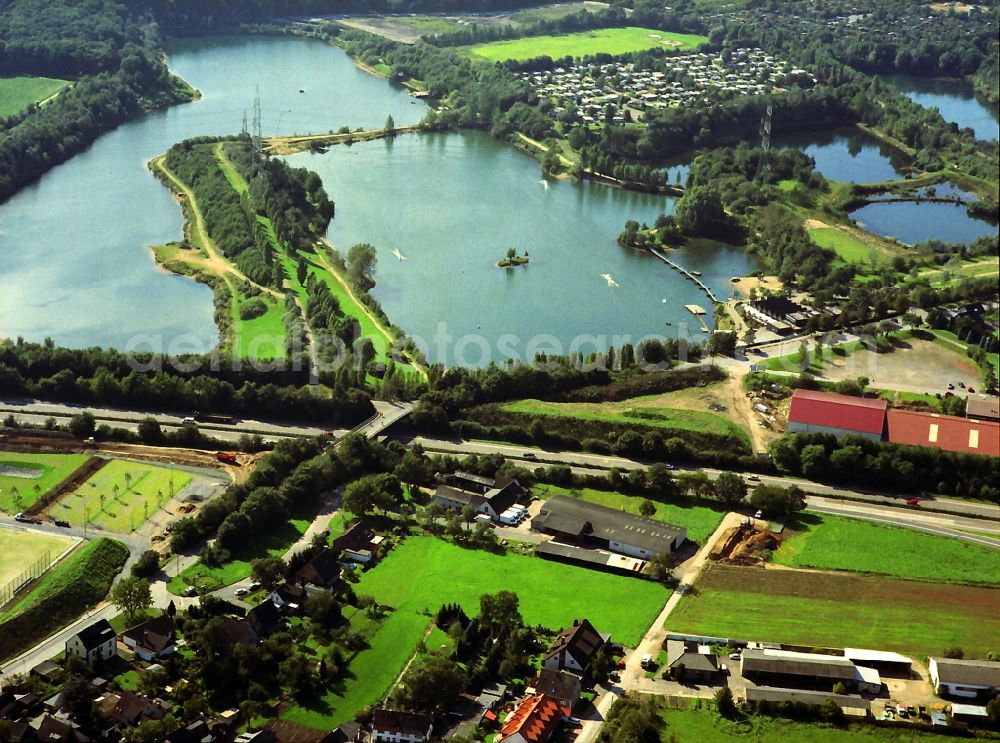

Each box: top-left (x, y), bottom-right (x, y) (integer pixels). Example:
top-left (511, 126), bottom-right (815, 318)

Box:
top-left (733, 274), bottom-right (783, 298)
top-left (817, 338), bottom-right (981, 392)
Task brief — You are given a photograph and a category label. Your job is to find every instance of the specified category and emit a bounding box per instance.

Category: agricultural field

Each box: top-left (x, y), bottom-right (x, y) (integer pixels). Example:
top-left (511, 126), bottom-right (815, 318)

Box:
top-left (773, 514), bottom-right (1000, 585)
top-left (658, 699), bottom-right (960, 742)
top-left (0, 451), bottom-right (89, 513)
top-left (808, 226), bottom-right (885, 265)
top-left (670, 563), bottom-right (1000, 658)
top-left (465, 27), bottom-right (708, 62)
top-left (503, 393), bottom-right (749, 442)
top-left (0, 528), bottom-right (75, 588)
top-left (49, 459), bottom-right (192, 533)
top-left (533, 484), bottom-right (725, 544)
top-left (0, 75), bottom-right (69, 117)
top-left (284, 536), bottom-right (668, 728)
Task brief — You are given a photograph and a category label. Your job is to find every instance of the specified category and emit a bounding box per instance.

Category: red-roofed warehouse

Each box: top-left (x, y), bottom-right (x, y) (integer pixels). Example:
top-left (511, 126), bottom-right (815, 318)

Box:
top-left (886, 410), bottom-right (1000, 458)
top-left (786, 389), bottom-right (887, 441)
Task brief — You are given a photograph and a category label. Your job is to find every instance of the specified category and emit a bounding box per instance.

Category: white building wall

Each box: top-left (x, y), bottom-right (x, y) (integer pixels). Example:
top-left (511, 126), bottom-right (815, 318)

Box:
top-left (786, 421), bottom-right (881, 441)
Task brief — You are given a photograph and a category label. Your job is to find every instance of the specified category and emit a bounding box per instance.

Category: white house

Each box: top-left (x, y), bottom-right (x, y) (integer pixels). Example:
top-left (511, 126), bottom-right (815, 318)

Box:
top-left (66, 618), bottom-right (117, 666)
top-left (371, 710), bottom-right (433, 743)
top-left (928, 657), bottom-right (1000, 699)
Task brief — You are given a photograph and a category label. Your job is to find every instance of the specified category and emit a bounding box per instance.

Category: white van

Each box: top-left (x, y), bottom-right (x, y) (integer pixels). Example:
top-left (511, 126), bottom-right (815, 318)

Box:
top-left (641, 654), bottom-right (653, 669)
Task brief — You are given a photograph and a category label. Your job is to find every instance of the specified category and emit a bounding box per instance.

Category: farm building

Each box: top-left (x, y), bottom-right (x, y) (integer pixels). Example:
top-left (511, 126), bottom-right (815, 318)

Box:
top-left (786, 389), bottom-right (887, 440)
top-left (928, 657), bottom-right (1000, 699)
top-left (498, 694), bottom-right (569, 743)
top-left (843, 648), bottom-right (913, 676)
top-left (966, 393), bottom-right (1000, 422)
top-left (666, 640), bottom-right (720, 683)
top-left (531, 495), bottom-right (686, 558)
top-left (65, 618), bottom-right (117, 667)
top-left (743, 687), bottom-right (870, 717)
top-left (886, 409), bottom-right (1000, 457)
top-left (534, 541), bottom-right (646, 576)
top-left (740, 649), bottom-right (881, 693)
top-left (432, 471), bottom-right (524, 521)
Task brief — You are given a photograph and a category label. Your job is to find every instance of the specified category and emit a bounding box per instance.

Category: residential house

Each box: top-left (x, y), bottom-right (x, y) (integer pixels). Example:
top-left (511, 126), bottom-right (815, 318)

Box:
top-left (246, 600), bottom-right (284, 638)
top-left (532, 496), bottom-right (686, 558)
top-left (530, 669), bottom-right (582, 710)
top-left (498, 694), bottom-right (569, 743)
top-left (371, 709), bottom-right (433, 743)
top-left (65, 619), bottom-right (117, 667)
top-left (109, 691), bottom-right (164, 729)
top-left (223, 618), bottom-right (260, 646)
top-left (295, 549), bottom-right (344, 590)
top-left (122, 614), bottom-right (176, 661)
top-left (329, 721), bottom-right (363, 742)
top-left (666, 640), bottom-right (719, 683)
top-left (928, 657), bottom-right (1000, 699)
top-left (330, 521), bottom-right (375, 553)
top-left (542, 619), bottom-right (609, 675)
top-left (267, 583), bottom-right (308, 614)
top-left (34, 714), bottom-right (87, 743)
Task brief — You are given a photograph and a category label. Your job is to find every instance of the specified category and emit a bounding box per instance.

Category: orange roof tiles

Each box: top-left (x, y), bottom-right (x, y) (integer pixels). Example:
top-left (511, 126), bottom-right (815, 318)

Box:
top-left (499, 694), bottom-right (569, 743)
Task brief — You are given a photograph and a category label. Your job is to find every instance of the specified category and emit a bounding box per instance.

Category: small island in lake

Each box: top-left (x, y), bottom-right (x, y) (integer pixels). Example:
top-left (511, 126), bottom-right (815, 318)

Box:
top-left (497, 247), bottom-right (530, 268)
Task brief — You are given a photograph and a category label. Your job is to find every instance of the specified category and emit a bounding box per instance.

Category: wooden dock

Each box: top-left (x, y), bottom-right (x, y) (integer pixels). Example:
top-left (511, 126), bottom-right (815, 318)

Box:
top-left (648, 246), bottom-right (719, 303)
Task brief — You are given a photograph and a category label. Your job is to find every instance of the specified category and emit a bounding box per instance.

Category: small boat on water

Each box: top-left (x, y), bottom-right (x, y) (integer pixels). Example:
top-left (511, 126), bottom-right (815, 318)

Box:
top-left (691, 270), bottom-right (702, 277)
top-left (391, 248), bottom-right (407, 262)
top-left (299, 89), bottom-right (305, 93)
top-left (601, 273), bottom-right (619, 288)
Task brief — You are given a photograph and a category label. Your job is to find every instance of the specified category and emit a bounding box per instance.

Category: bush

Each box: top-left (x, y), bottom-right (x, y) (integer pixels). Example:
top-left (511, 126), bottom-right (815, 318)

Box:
top-left (131, 549), bottom-right (162, 578)
top-left (239, 298), bottom-right (268, 321)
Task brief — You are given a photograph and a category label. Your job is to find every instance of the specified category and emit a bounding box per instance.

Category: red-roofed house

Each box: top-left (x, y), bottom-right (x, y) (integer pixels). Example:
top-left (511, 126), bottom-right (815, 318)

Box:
top-left (886, 410), bottom-right (1000, 457)
top-left (498, 694), bottom-right (570, 743)
top-left (786, 389), bottom-right (887, 441)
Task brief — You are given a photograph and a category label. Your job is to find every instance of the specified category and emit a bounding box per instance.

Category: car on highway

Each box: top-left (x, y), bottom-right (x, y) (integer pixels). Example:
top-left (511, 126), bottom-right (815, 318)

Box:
top-left (906, 497), bottom-right (920, 506)
top-left (54, 519), bottom-right (70, 528)
top-left (522, 452), bottom-right (536, 459)
top-left (323, 430), bottom-right (336, 437)
top-left (747, 474), bottom-right (760, 481)
top-left (181, 417), bottom-right (197, 425)
top-left (14, 512), bottom-right (37, 524)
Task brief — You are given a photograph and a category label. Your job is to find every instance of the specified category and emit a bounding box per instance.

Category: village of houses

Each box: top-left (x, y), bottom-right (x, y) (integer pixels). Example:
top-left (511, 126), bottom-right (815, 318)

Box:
top-left (2, 414), bottom-right (999, 743)
top-left (515, 48), bottom-right (814, 124)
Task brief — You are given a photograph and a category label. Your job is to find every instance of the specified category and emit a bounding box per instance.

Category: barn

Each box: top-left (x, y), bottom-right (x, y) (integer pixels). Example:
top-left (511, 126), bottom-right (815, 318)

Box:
top-left (786, 389), bottom-right (887, 441)
top-left (886, 409), bottom-right (999, 457)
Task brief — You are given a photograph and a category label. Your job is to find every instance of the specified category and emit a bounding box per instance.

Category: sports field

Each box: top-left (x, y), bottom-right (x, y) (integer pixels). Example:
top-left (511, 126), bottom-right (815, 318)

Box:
top-left (466, 27), bottom-right (707, 62)
top-left (774, 513), bottom-right (1000, 585)
top-left (284, 536), bottom-right (668, 728)
top-left (533, 484), bottom-right (725, 543)
top-left (0, 451), bottom-right (89, 513)
top-left (0, 76), bottom-right (69, 118)
top-left (50, 459), bottom-right (192, 533)
top-left (670, 563), bottom-right (1000, 657)
top-left (0, 528), bottom-right (74, 588)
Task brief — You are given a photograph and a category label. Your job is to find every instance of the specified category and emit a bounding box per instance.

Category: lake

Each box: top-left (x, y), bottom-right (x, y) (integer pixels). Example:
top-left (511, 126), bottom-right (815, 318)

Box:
top-left (850, 200), bottom-right (997, 246)
top-left (774, 129), bottom-right (907, 183)
top-left (885, 75), bottom-right (999, 143)
top-left (287, 133), bottom-right (760, 365)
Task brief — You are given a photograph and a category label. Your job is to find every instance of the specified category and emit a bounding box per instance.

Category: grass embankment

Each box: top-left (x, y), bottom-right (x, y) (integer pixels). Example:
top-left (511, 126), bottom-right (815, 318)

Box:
top-left (808, 227), bottom-right (885, 265)
top-left (167, 518), bottom-right (308, 595)
top-left (774, 513), bottom-right (1000, 585)
top-left (465, 27), bottom-right (708, 61)
top-left (929, 328), bottom-right (999, 385)
top-left (0, 451), bottom-right (89, 512)
top-left (670, 563), bottom-right (1000, 658)
top-left (0, 75), bottom-right (69, 117)
top-left (51, 459), bottom-right (192, 533)
top-left (0, 529), bottom-right (75, 587)
top-left (533, 484), bottom-right (725, 544)
top-left (0, 538), bottom-right (129, 661)
top-left (503, 397), bottom-right (750, 444)
top-left (659, 700), bottom-right (958, 742)
top-left (282, 536), bottom-right (668, 728)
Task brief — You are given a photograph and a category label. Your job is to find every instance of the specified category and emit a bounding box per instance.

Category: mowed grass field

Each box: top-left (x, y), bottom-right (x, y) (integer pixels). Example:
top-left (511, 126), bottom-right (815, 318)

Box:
top-left (0, 528), bottom-right (75, 587)
top-left (0, 75), bottom-right (69, 117)
top-left (51, 459), bottom-right (192, 533)
top-left (670, 564), bottom-right (1000, 658)
top-left (466, 27), bottom-right (707, 62)
top-left (659, 700), bottom-right (957, 742)
top-left (504, 396), bottom-right (748, 442)
top-left (774, 513), bottom-right (1000, 586)
top-left (533, 484), bottom-right (725, 544)
top-left (284, 536), bottom-right (668, 728)
top-left (0, 451), bottom-right (89, 513)
top-left (808, 227), bottom-right (884, 265)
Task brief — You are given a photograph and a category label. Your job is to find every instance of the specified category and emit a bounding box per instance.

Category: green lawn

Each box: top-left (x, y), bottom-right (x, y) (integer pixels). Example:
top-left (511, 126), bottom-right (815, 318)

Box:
top-left (503, 398), bottom-right (748, 442)
top-left (466, 27), bottom-right (707, 62)
top-left (167, 517), bottom-right (307, 595)
top-left (0, 451), bottom-right (89, 513)
top-left (0, 528), bottom-right (75, 587)
top-left (808, 227), bottom-right (883, 265)
top-left (283, 537), bottom-right (667, 728)
top-left (51, 459), bottom-right (192, 533)
top-left (774, 514), bottom-right (1000, 585)
top-left (232, 293), bottom-right (287, 361)
top-left (0, 75), bottom-right (69, 117)
top-left (670, 564), bottom-right (1000, 658)
top-left (659, 700), bottom-right (955, 742)
top-left (533, 484), bottom-right (725, 544)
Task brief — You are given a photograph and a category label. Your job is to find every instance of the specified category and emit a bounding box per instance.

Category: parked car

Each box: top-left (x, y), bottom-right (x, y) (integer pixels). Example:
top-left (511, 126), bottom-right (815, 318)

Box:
top-left (906, 706), bottom-right (917, 717)
top-left (729, 652), bottom-right (741, 660)
top-left (248, 581), bottom-right (262, 591)
top-left (896, 704), bottom-right (908, 718)
top-left (234, 587), bottom-right (249, 596)
top-left (947, 383), bottom-right (955, 390)
top-left (14, 512), bottom-right (36, 524)
top-left (754, 510), bottom-right (763, 518)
